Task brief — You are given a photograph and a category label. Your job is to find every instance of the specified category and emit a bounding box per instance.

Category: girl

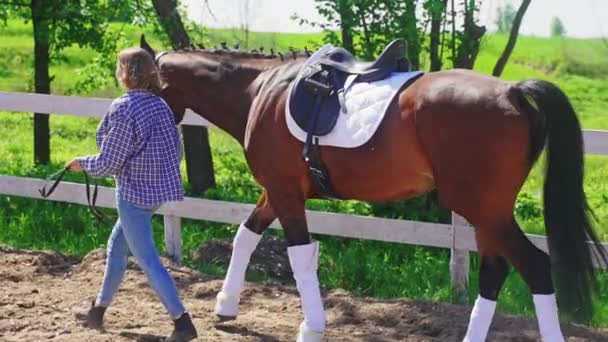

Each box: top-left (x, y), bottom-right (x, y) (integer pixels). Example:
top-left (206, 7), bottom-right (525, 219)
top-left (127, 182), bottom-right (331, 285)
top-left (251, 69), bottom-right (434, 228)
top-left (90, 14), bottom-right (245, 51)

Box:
top-left (67, 47), bottom-right (197, 342)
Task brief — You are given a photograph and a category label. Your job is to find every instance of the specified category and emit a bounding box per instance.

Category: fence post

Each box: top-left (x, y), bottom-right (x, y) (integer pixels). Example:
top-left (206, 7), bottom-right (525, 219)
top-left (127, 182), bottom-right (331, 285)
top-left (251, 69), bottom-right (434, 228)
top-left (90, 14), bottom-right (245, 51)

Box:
top-left (450, 212), bottom-right (470, 304)
top-left (163, 215), bottom-right (182, 264)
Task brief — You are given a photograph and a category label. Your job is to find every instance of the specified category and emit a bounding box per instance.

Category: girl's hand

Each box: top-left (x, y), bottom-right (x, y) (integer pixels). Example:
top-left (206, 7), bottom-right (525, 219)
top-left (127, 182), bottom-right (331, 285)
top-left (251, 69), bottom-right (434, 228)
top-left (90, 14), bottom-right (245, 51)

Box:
top-left (65, 159), bottom-right (83, 172)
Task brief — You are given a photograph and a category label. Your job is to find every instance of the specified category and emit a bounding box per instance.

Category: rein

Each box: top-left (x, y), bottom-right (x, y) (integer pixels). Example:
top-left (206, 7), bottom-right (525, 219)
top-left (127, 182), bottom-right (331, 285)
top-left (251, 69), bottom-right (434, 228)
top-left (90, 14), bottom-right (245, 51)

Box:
top-left (39, 167), bottom-right (109, 223)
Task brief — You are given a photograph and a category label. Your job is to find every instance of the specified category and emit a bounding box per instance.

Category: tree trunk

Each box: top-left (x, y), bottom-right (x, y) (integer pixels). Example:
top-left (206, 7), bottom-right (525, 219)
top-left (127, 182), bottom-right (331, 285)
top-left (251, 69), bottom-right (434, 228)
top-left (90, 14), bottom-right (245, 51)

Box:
top-left (492, 0), bottom-right (532, 77)
top-left (356, 6), bottom-right (374, 60)
top-left (450, 0), bottom-right (456, 68)
top-left (151, 0), bottom-right (215, 194)
top-left (31, 0), bottom-right (50, 165)
top-left (338, 0), bottom-right (354, 52)
top-left (430, 0), bottom-right (448, 71)
top-left (151, 0), bottom-right (191, 49)
top-left (455, 0), bottom-right (486, 69)
top-left (439, 2), bottom-right (448, 64)
top-left (404, 0), bottom-right (420, 70)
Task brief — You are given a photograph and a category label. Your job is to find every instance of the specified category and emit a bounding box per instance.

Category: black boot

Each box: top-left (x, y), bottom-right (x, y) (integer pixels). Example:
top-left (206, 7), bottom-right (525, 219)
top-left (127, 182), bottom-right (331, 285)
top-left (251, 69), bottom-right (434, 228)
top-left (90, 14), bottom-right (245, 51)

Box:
top-left (165, 312), bottom-right (198, 342)
top-left (85, 301), bottom-right (106, 330)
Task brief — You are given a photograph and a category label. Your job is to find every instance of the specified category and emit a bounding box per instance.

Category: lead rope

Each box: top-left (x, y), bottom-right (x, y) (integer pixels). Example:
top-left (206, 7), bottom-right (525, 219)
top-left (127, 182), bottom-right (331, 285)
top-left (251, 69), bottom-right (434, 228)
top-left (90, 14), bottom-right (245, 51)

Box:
top-left (39, 167), bottom-right (109, 223)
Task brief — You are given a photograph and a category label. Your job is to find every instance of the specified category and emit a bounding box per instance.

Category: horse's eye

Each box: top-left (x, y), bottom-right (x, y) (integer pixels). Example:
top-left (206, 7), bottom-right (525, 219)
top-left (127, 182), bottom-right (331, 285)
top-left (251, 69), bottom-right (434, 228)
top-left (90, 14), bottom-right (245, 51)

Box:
top-left (206, 65), bottom-right (218, 72)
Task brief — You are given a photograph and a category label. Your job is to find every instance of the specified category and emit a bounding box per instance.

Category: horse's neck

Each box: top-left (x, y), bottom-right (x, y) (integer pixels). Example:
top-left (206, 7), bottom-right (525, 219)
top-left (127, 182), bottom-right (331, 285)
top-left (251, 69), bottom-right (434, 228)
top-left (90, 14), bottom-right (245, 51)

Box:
top-left (189, 69), bottom-right (260, 145)
top-left (188, 59), bottom-right (304, 145)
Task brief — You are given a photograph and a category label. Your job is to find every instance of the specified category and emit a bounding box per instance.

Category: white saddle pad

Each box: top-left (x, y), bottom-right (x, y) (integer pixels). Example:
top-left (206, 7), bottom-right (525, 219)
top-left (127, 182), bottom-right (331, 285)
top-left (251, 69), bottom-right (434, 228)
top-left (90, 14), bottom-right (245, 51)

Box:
top-left (285, 45), bottom-right (421, 148)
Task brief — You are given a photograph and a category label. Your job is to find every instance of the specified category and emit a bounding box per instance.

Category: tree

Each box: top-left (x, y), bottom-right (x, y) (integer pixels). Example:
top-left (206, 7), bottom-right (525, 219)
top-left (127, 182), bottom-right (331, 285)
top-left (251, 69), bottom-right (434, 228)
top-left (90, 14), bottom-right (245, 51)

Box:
top-left (236, 0), bottom-right (255, 48)
top-left (492, 0), bottom-right (532, 77)
top-left (308, 0), bottom-right (485, 71)
top-left (337, 0), bottom-right (355, 52)
top-left (30, 0), bottom-right (51, 165)
top-left (151, 0), bottom-right (192, 49)
top-left (495, 3), bottom-right (516, 34)
top-left (150, 0), bottom-right (216, 194)
top-left (0, 0), bottom-right (123, 164)
top-left (551, 17), bottom-right (566, 37)
top-left (307, 0), bottom-right (422, 67)
top-left (453, 0), bottom-right (486, 69)
top-left (304, 0), bottom-right (358, 53)
top-left (400, 0), bottom-right (420, 70)
top-left (426, 0), bottom-right (448, 71)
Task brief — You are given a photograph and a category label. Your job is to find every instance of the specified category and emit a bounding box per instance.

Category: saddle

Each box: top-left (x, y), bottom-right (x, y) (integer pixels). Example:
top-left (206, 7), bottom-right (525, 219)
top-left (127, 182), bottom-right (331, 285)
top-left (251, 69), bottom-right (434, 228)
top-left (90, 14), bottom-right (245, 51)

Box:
top-left (288, 39), bottom-right (411, 198)
top-left (289, 39), bottom-right (410, 137)
top-left (316, 39), bottom-right (410, 81)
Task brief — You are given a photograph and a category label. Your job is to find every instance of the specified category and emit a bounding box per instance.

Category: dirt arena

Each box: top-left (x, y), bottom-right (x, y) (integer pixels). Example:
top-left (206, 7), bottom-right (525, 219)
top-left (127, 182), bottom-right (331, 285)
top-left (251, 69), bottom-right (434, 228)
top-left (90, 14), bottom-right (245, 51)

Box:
top-left (1, 244), bottom-right (607, 341)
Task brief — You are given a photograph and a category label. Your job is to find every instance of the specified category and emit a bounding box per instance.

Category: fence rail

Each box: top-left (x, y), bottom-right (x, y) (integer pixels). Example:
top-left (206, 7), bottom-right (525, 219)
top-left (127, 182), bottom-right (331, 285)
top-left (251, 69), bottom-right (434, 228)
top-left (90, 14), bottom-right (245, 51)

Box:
top-left (1, 91), bottom-right (607, 302)
top-left (0, 91), bottom-right (212, 127)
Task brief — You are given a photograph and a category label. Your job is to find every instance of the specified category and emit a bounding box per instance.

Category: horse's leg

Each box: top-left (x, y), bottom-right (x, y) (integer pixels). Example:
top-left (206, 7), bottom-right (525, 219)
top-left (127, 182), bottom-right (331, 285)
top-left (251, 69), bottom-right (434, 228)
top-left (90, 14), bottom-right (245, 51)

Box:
top-left (215, 190), bottom-right (276, 319)
top-left (267, 191), bottom-right (325, 342)
top-left (463, 229), bottom-right (510, 341)
top-left (464, 215), bottom-right (563, 342)
top-left (498, 219), bottom-right (564, 342)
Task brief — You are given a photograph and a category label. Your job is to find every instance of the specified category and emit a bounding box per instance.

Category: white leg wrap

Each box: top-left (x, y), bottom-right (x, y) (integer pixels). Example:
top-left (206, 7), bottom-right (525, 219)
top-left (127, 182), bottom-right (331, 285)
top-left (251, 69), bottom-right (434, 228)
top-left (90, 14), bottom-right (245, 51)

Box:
top-left (288, 241), bottom-right (326, 341)
top-left (296, 321), bottom-right (324, 342)
top-left (533, 294), bottom-right (565, 342)
top-left (214, 222), bottom-right (262, 317)
top-left (463, 295), bottom-right (496, 342)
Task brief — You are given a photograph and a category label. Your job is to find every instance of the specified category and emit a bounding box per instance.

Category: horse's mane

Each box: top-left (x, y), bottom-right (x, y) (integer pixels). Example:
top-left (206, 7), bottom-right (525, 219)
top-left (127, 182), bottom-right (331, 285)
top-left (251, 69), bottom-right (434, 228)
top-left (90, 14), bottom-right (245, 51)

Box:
top-left (172, 42), bottom-right (312, 62)
top-left (161, 42), bottom-right (309, 92)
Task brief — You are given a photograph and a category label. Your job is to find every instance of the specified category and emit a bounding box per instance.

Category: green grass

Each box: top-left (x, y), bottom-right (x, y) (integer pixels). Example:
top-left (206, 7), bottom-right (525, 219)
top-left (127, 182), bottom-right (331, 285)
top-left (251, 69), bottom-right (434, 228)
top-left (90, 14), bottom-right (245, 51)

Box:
top-left (474, 35), bottom-right (608, 129)
top-left (1, 18), bottom-right (608, 326)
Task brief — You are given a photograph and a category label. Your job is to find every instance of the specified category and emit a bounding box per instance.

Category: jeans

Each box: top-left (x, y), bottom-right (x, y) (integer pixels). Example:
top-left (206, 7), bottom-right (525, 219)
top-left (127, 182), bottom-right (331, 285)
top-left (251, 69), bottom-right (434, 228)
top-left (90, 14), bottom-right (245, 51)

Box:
top-left (95, 193), bottom-right (186, 319)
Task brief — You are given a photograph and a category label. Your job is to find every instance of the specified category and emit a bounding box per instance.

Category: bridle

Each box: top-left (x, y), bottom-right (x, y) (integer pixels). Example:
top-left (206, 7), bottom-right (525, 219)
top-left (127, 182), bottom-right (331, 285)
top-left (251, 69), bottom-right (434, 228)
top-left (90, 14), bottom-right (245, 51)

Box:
top-left (155, 50), bottom-right (169, 64)
top-left (39, 167), bottom-right (109, 223)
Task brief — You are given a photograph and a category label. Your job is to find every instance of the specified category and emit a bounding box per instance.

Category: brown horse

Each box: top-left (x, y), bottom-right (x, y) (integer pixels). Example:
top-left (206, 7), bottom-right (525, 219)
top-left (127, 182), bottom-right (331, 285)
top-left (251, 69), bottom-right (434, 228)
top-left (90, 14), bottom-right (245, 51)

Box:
top-left (140, 37), bottom-right (606, 341)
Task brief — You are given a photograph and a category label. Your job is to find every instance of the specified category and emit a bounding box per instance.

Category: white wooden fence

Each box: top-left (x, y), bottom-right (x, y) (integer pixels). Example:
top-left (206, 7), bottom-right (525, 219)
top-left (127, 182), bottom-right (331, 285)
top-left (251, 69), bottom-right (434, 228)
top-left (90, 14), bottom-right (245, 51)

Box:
top-left (1, 91), bottom-right (608, 301)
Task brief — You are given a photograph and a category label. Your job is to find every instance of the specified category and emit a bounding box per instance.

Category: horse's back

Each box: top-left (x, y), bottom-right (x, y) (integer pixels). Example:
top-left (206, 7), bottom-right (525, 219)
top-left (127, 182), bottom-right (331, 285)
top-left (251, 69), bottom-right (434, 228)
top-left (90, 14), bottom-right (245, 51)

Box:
top-left (410, 69), bottom-right (518, 113)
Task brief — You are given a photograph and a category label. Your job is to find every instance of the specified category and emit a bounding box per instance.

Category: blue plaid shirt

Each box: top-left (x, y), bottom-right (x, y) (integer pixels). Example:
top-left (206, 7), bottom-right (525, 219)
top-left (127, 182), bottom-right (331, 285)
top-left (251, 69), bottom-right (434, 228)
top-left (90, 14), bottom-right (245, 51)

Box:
top-left (79, 89), bottom-right (184, 207)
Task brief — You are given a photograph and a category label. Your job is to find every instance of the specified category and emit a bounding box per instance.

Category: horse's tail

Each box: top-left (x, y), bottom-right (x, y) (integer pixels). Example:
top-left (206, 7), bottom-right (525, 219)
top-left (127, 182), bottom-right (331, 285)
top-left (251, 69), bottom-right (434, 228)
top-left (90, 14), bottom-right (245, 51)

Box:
top-left (513, 79), bottom-right (607, 322)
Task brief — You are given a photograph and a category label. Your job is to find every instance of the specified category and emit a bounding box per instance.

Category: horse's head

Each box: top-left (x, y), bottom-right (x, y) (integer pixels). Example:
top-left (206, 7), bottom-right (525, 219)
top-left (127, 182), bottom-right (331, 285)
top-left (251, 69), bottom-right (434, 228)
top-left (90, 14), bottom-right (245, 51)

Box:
top-left (139, 35), bottom-right (190, 124)
top-left (142, 35), bottom-right (233, 125)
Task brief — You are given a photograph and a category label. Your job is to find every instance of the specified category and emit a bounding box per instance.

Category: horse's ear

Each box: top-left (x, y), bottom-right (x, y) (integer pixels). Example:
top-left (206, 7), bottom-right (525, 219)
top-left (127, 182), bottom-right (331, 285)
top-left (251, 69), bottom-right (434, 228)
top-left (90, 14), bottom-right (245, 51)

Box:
top-left (140, 34), bottom-right (156, 60)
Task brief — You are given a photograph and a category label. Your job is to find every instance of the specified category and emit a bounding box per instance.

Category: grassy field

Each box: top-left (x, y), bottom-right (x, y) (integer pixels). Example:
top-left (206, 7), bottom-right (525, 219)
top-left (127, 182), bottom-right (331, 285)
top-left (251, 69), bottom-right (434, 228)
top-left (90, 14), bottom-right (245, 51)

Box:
top-left (1, 19), bottom-right (608, 325)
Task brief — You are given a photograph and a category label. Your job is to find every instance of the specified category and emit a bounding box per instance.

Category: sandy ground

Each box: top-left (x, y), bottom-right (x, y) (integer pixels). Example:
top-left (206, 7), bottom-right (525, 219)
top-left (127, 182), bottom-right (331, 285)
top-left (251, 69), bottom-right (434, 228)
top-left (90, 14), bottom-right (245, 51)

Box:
top-left (1, 243), bottom-right (607, 342)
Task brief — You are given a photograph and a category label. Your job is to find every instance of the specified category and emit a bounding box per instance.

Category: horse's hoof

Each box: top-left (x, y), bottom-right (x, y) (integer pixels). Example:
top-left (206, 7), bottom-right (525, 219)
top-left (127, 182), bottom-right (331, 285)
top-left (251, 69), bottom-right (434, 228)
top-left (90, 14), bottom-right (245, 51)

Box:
top-left (214, 291), bottom-right (240, 318)
top-left (296, 322), bottom-right (324, 342)
top-left (216, 314), bottom-right (237, 322)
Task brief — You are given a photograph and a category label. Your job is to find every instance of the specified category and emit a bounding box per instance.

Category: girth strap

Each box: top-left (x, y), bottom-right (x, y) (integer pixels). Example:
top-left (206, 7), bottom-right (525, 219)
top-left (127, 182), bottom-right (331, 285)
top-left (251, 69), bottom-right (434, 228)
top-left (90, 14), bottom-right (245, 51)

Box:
top-left (301, 69), bottom-right (342, 199)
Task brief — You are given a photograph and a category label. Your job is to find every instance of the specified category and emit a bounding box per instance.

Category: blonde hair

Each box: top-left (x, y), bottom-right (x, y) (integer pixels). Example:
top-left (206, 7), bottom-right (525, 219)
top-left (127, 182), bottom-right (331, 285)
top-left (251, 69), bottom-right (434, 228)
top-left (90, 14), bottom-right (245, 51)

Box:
top-left (116, 47), bottom-right (161, 94)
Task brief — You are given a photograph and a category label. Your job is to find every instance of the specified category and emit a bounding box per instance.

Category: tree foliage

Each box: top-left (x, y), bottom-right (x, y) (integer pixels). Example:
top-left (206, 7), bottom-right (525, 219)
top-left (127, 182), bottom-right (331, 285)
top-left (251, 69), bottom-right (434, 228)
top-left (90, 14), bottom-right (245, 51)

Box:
top-left (0, 0), bottom-right (139, 163)
top-left (0, 0), bottom-right (156, 95)
top-left (551, 16), bottom-right (566, 37)
top-left (307, 0), bottom-right (487, 70)
top-left (495, 3), bottom-right (516, 34)
top-left (1, 0), bottom-right (133, 58)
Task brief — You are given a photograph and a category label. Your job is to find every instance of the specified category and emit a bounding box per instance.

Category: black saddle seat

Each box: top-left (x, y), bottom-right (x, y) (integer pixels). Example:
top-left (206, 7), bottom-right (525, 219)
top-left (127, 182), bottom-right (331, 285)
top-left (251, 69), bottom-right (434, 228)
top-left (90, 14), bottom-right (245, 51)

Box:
top-left (318, 39), bottom-right (409, 82)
